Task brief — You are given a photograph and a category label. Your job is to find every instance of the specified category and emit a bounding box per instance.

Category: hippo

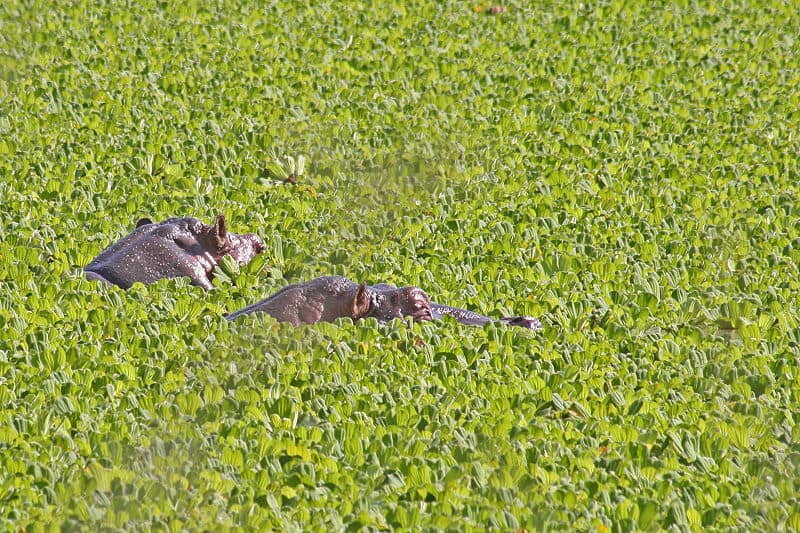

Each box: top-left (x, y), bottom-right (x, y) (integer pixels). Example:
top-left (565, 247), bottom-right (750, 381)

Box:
top-left (430, 302), bottom-right (541, 330)
top-left (85, 215), bottom-right (265, 290)
top-left (225, 276), bottom-right (433, 325)
top-left (370, 283), bottom-right (542, 330)
top-left (226, 276), bottom-right (542, 330)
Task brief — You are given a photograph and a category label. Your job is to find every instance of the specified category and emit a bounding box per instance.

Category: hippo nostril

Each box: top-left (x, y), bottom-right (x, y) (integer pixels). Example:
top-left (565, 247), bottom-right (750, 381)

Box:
top-left (252, 236), bottom-right (266, 253)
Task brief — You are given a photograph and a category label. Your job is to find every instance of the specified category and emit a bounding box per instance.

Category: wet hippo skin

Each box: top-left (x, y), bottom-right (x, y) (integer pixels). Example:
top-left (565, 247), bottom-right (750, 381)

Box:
top-left (85, 215), bottom-right (265, 290)
top-left (429, 302), bottom-right (542, 330)
top-left (372, 283), bottom-right (542, 330)
top-left (225, 276), bottom-right (433, 325)
top-left (227, 276), bottom-right (542, 330)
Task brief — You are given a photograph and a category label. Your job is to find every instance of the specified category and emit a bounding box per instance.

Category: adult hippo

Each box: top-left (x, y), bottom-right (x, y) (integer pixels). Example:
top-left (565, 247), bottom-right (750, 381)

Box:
top-left (225, 276), bottom-right (433, 325)
top-left (226, 275), bottom-right (542, 330)
top-left (85, 215), bottom-right (265, 290)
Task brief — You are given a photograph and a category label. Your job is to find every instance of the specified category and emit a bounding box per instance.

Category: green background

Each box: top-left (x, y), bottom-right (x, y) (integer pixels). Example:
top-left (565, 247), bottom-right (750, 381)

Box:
top-left (1, 0), bottom-right (799, 530)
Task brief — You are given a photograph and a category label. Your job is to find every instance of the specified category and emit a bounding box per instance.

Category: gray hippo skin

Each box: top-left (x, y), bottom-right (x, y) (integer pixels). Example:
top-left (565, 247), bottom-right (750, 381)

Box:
top-left (370, 283), bottom-right (543, 331)
top-left (225, 276), bottom-right (433, 325)
top-left (85, 215), bottom-right (265, 290)
top-left (226, 276), bottom-right (542, 330)
top-left (429, 303), bottom-right (542, 330)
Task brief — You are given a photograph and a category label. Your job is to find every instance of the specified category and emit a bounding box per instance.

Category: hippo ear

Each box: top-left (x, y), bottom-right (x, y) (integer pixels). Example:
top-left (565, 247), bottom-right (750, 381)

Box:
top-left (352, 282), bottom-right (371, 318)
top-left (214, 214), bottom-right (228, 245)
top-left (136, 217), bottom-right (153, 228)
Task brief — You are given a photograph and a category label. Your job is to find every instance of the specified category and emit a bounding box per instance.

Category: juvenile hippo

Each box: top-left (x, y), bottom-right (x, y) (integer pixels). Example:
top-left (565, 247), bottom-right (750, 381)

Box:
top-left (225, 276), bottom-right (433, 325)
top-left (226, 276), bottom-right (542, 330)
top-left (429, 302), bottom-right (542, 330)
top-left (85, 215), bottom-right (265, 290)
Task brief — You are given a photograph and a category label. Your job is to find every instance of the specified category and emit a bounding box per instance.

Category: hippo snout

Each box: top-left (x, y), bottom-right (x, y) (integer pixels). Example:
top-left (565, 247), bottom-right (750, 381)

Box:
top-left (228, 233), bottom-right (266, 265)
top-left (408, 288), bottom-right (433, 322)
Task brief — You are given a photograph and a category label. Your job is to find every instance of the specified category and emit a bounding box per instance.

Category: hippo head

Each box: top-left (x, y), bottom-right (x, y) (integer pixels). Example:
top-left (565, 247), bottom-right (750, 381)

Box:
top-left (351, 283), bottom-right (433, 323)
top-left (187, 214), bottom-right (265, 266)
top-left (85, 214), bottom-right (265, 290)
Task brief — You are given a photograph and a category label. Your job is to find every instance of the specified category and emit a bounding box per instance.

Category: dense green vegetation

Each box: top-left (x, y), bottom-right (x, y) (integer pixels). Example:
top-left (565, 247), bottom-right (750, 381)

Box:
top-left (2, 0), bottom-right (800, 530)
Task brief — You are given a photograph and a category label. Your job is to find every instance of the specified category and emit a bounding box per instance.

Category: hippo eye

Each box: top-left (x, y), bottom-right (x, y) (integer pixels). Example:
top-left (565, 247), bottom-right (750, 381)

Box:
top-left (175, 235), bottom-right (197, 250)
